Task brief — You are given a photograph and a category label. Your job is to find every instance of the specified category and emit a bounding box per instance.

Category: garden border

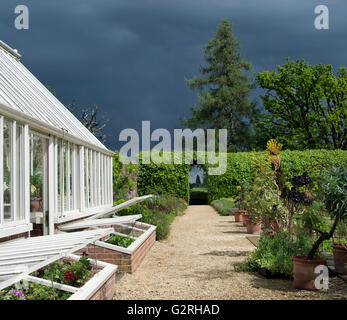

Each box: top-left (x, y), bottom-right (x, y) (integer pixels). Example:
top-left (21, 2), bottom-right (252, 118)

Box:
top-left (21, 254), bottom-right (118, 300)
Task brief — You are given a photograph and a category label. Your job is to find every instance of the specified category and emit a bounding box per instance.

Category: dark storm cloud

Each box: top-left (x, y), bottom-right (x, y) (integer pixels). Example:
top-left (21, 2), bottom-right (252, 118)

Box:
top-left (0, 0), bottom-right (346, 149)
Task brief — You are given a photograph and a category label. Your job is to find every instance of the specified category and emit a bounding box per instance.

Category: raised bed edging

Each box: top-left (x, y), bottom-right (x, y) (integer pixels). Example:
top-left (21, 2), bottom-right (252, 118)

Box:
top-left (22, 254), bottom-right (117, 300)
top-left (68, 254), bottom-right (117, 300)
top-left (75, 222), bottom-right (156, 273)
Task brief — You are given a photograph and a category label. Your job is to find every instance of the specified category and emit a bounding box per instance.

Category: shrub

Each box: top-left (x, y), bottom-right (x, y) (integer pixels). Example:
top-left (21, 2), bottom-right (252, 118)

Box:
top-left (211, 198), bottom-right (235, 216)
top-left (239, 230), bottom-right (319, 277)
top-left (306, 166), bottom-right (347, 259)
top-left (113, 151), bottom-right (138, 201)
top-left (114, 194), bottom-right (187, 240)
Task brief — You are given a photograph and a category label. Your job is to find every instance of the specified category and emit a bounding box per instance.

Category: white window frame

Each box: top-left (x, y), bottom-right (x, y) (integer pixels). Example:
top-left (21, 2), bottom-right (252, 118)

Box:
top-left (53, 142), bottom-right (113, 224)
top-left (0, 116), bottom-right (32, 238)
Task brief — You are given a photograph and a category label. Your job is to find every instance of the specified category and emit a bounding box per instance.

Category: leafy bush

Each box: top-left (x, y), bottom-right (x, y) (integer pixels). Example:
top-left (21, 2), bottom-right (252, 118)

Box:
top-left (114, 194), bottom-right (187, 240)
top-left (238, 231), bottom-right (320, 277)
top-left (106, 234), bottom-right (135, 248)
top-left (35, 257), bottom-right (92, 288)
top-left (305, 166), bottom-right (347, 259)
top-left (207, 150), bottom-right (347, 203)
top-left (113, 151), bottom-right (138, 201)
top-left (211, 198), bottom-right (235, 216)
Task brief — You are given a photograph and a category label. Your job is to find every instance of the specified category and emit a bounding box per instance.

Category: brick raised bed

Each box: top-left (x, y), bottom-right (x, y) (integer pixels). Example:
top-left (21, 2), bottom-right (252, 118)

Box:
top-left (75, 221), bottom-right (156, 273)
top-left (68, 254), bottom-right (117, 300)
top-left (21, 254), bottom-right (117, 300)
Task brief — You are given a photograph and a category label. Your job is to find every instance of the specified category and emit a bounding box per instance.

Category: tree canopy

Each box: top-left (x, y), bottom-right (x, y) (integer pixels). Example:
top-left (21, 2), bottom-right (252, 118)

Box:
top-left (256, 59), bottom-right (347, 150)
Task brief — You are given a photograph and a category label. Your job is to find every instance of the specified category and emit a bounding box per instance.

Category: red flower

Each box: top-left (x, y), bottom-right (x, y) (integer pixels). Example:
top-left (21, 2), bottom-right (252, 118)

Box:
top-left (64, 270), bottom-right (74, 280)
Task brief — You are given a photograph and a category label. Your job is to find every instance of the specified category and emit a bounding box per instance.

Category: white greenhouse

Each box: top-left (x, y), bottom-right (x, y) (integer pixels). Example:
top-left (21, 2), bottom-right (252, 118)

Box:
top-left (0, 40), bottom-right (114, 239)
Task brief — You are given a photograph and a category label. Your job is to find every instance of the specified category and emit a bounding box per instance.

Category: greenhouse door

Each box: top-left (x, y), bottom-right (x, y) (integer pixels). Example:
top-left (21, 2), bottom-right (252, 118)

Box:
top-left (30, 132), bottom-right (50, 235)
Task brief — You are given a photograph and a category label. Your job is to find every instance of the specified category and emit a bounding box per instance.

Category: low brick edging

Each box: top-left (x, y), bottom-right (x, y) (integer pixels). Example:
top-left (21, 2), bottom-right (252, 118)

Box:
top-left (75, 229), bottom-right (156, 273)
top-left (89, 272), bottom-right (117, 300)
top-left (0, 232), bottom-right (28, 243)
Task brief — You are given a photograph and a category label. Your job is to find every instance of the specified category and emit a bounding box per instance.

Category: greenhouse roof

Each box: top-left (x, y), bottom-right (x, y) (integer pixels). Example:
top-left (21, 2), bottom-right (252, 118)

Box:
top-left (0, 40), bottom-right (108, 152)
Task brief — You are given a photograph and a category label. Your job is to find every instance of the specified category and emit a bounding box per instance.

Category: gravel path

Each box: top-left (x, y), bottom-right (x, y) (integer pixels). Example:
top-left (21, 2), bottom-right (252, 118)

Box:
top-left (113, 205), bottom-right (346, 300)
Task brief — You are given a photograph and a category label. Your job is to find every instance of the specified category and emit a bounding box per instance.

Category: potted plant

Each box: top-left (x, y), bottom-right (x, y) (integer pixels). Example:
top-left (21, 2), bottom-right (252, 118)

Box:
top-left (30, 171), bottom-right (43, 213)
top-left (292, 167), bottom-right (347, 290)
top-left (233, 186), bottom-right (248, 222)
top-left (242, 140), bottom-right (288, 235)
top-left (245, 215), bottom-right (262, 234)
top-left (332, 220), bottom-right (347, 275)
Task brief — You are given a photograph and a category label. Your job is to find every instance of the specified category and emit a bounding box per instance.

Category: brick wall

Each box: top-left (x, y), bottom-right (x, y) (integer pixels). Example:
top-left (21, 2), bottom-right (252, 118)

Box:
top-left (75, 230), bottom-right (156, 273)
top-left (89, 272), bottom-right (116, 300)
top-left (0, 232), bottom-right (28, 244)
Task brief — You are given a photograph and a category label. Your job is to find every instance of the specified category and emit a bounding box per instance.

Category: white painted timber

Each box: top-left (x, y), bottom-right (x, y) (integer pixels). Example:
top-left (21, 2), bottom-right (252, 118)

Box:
top-left (85, 195), bottom-right (153, 220)
top-left (58, 215), bottom-right (142, 231)
top-left (19, 254), bottom-right (118, 300)
top-left (94, 222), bottom-right (156, 255)
top-left (25, 275), bottom-right (78, 294)
top-left (0, 228), bottom-right (114, 290)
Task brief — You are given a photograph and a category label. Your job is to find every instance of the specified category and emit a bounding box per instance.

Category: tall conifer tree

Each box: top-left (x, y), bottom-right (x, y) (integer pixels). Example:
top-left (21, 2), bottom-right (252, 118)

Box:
top-left (181, 19), bottom-right (257, 151)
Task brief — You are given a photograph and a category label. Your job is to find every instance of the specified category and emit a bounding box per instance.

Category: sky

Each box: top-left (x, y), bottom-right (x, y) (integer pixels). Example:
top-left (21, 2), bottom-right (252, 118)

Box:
top-left (0, 0), bottom-right (346, 150)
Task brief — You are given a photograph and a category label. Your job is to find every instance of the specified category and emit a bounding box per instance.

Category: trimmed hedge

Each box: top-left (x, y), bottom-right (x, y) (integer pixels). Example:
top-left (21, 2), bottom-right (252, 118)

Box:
top-left (206, 152), bottom-right (261, 203)
top-left (137, 152), bottom-right (190, 202)
top-left (207, 150), bottom-right (347, 203)
top-left (280, 149), bottom-right (347, 179)
top-left (126, 149), bottom-right (346, 205)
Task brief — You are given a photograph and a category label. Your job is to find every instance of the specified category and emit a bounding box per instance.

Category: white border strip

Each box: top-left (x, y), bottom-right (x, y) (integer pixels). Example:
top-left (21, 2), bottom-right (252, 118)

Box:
top-left (85, 195), bottom-right (153, 220)
top-left (95, 222), bottom-right (156, 255)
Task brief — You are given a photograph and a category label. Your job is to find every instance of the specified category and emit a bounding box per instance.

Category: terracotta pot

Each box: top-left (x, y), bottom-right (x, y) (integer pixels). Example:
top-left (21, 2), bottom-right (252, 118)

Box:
top-left (246, 219), bottom-right (262, 235)
top-left (292, 256), bottom-right (326, 290)
top-left (30, 197), bottom-right (43, 213)
top-left (234, 210), bottom-right (247, 222)
top-left (332, 244), bottom-right (347, 275)
top-left (242, 213), bottom-right (250, 226)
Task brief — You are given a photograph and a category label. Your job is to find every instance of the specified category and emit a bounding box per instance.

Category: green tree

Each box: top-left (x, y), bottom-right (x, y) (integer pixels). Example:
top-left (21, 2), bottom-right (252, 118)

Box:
top-left (256, 58), bottom-right (347, 150)
top-left (181, 19), bottom-right (257, 151)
